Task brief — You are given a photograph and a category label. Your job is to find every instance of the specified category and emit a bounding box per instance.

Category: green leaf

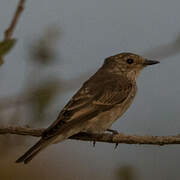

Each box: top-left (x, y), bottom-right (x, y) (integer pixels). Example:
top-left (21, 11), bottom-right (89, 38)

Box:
top-left (0, 38), bottom-right (16, 57)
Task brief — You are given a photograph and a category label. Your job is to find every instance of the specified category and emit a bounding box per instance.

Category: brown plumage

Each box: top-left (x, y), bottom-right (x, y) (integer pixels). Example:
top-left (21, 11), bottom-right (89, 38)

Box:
top-left (16, 52), bottom-right (159, 164)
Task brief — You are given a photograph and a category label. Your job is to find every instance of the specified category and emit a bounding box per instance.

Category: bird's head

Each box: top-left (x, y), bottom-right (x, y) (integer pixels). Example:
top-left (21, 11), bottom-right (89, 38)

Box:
top-left (104, 52), bottom-right (159, 80)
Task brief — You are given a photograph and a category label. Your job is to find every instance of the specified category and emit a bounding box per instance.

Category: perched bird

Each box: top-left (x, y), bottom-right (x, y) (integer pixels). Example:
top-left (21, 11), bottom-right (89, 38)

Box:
top-left (16, 52), bottom-right (159, 164)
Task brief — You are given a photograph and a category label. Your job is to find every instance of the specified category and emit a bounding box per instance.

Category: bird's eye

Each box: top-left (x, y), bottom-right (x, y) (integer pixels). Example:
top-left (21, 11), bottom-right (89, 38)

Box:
top-left (126, 59), bottom-right (134, 64)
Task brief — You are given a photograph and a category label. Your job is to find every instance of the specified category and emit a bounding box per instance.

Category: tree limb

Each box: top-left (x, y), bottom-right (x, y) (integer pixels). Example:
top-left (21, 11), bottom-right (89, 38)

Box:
top-left (1, 126), bottom-right (180, 146)
top-left (4, 0), bottom-right (25, 40)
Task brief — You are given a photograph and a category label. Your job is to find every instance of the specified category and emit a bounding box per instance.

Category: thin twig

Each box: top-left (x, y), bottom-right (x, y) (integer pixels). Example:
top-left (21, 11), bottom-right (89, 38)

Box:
top-left (1, 126), bottom-right (180, 146)
top-left (4, 0), bottom-right (25, 40)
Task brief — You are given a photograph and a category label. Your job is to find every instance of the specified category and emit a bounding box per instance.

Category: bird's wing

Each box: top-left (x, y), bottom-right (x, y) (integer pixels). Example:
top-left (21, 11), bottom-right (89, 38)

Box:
top-left (43, 76), bottom-right (133, 138)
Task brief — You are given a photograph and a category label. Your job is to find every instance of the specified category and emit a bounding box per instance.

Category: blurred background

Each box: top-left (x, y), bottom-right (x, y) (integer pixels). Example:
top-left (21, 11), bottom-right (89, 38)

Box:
top-left (0, 0), bottom-right (180, 179)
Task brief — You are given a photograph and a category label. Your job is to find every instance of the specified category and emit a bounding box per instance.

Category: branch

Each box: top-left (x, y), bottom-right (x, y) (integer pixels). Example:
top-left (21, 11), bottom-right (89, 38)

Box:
top-left (4, 0), bottom-right (25, 40)
top-left (1, 126), bottom-right (180, 146)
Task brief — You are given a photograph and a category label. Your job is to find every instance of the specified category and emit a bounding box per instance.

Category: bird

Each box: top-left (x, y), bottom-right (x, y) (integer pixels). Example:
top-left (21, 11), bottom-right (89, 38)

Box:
top-left (16, 52), bottom-right (159, 164)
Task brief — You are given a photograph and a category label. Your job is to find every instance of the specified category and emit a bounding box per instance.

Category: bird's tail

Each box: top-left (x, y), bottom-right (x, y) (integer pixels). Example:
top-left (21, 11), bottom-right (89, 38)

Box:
top-left (16, 122), bottom-right (83, 164)
top-left (15, 134), bottom-right (65, 164)
top-left (15, 138), bottom-right (49, 164)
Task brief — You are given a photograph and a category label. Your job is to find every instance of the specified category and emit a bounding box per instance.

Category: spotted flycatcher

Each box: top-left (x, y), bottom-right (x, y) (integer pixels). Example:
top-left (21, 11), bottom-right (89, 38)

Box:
top-left (16, 52), bottom-right (159, 164)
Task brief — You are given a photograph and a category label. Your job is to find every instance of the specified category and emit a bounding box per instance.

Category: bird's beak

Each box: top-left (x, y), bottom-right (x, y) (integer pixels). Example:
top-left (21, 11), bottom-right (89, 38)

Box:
top-left (143, 59), bottom-right (160, 66)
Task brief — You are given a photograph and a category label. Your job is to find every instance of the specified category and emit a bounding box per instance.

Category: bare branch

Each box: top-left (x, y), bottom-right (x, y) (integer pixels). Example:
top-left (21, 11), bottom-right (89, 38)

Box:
top-left (4, 0), bottom-right (25, 40)
top-left (0, 126), bottom-right (43, 137)
top-left (1, 126), bottom-right (180, 146)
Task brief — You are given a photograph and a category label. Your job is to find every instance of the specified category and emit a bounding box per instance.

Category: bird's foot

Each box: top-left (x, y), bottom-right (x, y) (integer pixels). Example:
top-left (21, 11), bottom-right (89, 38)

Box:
top-left (93, 140), bottom-right (96, 147)
top-left (114, 143), bottom-right (119, 149)
top-left (106, 128), bottom-right (118, 135)
top-left (106, 129), bottom-right (119, 149)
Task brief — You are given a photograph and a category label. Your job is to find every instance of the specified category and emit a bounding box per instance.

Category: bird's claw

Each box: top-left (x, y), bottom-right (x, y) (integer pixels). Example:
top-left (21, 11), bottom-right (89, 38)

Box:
top-left (112, 130), bottom-right (118, 135)
top-left (114, 143), bottom-right (119, 149)
top-left (107, 129), bottom-right (119, 135)
top-left (106, 129), bottom-right (119, 149)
